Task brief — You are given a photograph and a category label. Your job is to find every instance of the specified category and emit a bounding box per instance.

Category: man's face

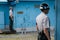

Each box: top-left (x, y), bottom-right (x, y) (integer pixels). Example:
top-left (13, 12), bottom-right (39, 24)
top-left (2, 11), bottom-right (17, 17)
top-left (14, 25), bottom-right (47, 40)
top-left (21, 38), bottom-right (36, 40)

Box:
top-left (10, 8), bottom-right (12, 10)
top-left (43, 9), bottom-right (49, 14)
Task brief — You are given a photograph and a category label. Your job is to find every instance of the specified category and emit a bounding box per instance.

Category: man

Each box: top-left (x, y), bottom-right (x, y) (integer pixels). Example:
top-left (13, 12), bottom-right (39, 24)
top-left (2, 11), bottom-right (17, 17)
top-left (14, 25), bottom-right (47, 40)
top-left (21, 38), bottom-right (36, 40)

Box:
top-left (36, 3), bottom-right (50, 40)
top-left (9, 7), bottom-right (14, 33)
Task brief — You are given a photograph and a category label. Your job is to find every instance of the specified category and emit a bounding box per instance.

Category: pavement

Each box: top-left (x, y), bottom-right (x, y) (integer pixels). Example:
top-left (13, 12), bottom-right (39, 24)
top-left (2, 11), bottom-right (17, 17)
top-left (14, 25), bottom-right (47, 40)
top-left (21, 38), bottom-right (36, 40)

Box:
top-left (0, 32), bottom-right (54, 40)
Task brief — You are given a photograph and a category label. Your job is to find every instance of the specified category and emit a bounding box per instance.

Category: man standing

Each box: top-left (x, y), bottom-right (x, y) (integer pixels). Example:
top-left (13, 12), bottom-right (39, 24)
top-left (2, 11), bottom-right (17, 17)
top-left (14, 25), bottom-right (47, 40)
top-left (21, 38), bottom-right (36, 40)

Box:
top-left (9, 7), bottom-right (14, 33)
top-left (36, 3), bottom-right (50, 40)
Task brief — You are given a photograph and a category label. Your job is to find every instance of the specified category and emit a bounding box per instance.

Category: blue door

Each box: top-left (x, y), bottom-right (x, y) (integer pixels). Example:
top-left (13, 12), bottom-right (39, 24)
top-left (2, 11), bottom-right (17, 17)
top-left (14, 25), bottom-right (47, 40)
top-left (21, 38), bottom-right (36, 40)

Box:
top-left (0, 12), bottom-right (4, 29)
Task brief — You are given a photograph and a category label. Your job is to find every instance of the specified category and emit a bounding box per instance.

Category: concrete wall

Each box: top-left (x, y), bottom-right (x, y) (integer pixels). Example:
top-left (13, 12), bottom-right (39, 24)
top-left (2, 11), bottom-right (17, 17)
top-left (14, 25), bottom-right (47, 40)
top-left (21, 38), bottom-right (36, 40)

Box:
top-left (13, 1), bottom-right (55, 32)
top-left (0, 0), bottom-right (55, 32)
top-left (0, 3), bottom-right (9, 29)
top-left (56, 0), bottom-right (60, 40)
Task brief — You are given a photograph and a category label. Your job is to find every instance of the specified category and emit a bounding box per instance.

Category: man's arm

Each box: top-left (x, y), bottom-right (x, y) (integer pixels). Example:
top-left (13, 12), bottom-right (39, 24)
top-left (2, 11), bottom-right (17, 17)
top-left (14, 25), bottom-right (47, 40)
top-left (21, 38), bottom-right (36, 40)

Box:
top-left (43, 17), bottom-right (50, 40)
top-left (44, 28), bottom-right (50, 40)
top-left (36, 23), bottom-right (39, 31)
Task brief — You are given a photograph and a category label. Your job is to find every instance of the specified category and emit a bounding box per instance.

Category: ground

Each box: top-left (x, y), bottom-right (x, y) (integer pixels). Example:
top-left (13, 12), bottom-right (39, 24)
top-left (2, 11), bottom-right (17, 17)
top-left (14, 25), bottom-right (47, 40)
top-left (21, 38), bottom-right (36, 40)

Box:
top-left (0, 32), bottom-right (54, 40)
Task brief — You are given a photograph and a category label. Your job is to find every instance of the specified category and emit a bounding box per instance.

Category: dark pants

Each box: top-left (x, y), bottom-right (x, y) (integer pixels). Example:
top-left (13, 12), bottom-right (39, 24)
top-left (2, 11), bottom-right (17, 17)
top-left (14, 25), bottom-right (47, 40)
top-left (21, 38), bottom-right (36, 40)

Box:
top-left (9, 16), bottom-right (13, 32)
top-left (9, 16), bottom-right (16, 34)
top-left (38, 31), bottom-right (48, 40)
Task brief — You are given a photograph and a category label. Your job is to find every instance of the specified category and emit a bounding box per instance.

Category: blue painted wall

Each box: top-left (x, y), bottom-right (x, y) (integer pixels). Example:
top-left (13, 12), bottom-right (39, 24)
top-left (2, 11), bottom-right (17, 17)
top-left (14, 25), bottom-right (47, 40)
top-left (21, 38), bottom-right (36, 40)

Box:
top-left (0, 4), bottom-right (9, 29)
top-left (56, 0), bottom-right (60, 40)
top-left (0, 0), bottom-right (55, 29)
top-left (17, 0), bottom-right (55, 1)
top-left (13, 1), bottom-right (55, 29)
top-left (0, 0), bottom-right (57, 39)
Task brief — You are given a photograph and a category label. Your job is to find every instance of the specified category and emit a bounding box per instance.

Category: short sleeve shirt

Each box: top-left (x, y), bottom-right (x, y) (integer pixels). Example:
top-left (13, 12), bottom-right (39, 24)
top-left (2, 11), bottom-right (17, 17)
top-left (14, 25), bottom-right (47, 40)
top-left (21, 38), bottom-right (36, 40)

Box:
top-left (36, 12), bottom-right (49, 32)
top-left (9, 10), bottom-right (13, 16)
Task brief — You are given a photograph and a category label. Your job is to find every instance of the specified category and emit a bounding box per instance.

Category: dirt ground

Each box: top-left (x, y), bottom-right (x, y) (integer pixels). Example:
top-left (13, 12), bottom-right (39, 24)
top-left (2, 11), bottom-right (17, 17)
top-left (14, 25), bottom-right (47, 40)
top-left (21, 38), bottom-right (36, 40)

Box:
top-left (0, 33), bottom-right (54, 40)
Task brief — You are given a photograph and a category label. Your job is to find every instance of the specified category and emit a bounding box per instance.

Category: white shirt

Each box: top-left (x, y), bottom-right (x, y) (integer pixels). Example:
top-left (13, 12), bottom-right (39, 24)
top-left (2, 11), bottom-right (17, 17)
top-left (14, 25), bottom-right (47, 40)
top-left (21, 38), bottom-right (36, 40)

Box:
top-left (36, 12), bottom-right (49, 32)
top-left (9, 10), bottom-right (13, 16)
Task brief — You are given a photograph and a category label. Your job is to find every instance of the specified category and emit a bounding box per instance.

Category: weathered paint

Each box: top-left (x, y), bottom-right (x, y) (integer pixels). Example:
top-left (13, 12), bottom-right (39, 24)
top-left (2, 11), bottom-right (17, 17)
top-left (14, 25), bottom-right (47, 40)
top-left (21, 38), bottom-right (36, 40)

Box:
top-left (0, 4), bottom-right (9, 29)
top-left (13, 1), bottom-right (55, 32)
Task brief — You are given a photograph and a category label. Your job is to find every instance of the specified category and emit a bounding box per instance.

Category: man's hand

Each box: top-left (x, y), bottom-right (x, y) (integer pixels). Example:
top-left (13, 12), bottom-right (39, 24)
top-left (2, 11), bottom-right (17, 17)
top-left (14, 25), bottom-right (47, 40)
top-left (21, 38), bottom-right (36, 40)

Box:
top-left (48, 38), bottom-right (51, 40)
top-left (48, 37), bottom-right (51, 40)
top-left (36, 23), bottom-right (39, 31)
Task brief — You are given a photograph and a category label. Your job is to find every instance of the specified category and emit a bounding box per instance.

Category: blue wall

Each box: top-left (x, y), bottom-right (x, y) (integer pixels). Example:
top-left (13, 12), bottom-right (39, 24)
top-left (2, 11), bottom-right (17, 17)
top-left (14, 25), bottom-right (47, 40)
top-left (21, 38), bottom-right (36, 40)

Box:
top-left (0, 0), bottom-right (55, 33)
top-left (56, 0), bottom-right (60, 40)
top-left (0, 0), bottom-right (57, 40)
top-left (0, 4), bottom-right (9, 29)
top-left (0, 0), bottom-right (55, 30)
top-left (13, 1), bottom-right (55, 29)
